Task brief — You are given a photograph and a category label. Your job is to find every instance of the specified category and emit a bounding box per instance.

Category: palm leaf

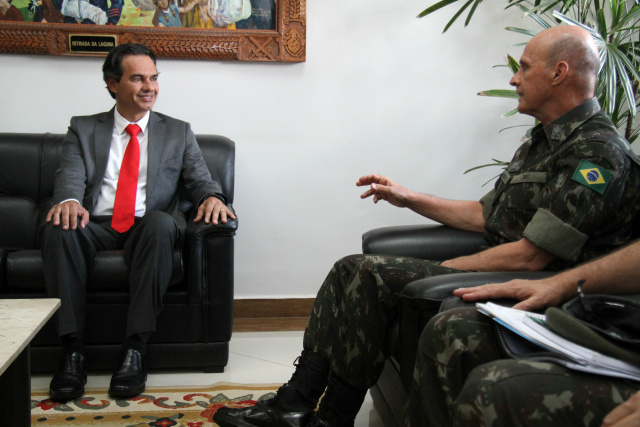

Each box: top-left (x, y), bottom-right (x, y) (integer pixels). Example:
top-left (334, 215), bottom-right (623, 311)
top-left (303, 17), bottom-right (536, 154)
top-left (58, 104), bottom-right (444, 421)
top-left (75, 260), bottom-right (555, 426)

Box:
top-left (515, 3), bottom-right (552, 28)
top-left (502, 107), bottom-right (520, 118)
top-left (505, 26), bottom-right (538, 36)
top-left (506, 54), bottom-right (520, 73)
top-left (609, 49), bottom-right (639, 115)
top-left (417, 0), bottom-right (460, 18)
top-left (464, 159), bottom-right (509, 174)
top-left (610, 5), bottom-right (640, 33)
top-left (443, 0), bottom-right (475, 32)
top-left (477, 89), bottom-right (519, 98)
top-left (464, 0), bottom-right (483, 27)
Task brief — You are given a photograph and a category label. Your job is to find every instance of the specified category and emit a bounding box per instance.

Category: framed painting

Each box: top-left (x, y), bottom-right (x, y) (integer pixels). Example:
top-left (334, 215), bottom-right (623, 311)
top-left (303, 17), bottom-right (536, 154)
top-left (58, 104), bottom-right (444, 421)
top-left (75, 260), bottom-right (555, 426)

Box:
top-left (0, 0), bottom-right (305, 61)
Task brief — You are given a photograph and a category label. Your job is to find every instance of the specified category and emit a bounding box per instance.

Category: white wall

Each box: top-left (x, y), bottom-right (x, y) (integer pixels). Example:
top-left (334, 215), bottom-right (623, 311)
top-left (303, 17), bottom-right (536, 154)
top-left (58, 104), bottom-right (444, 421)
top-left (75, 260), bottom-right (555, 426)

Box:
top-left (0, 0), bottom-right (538, 298)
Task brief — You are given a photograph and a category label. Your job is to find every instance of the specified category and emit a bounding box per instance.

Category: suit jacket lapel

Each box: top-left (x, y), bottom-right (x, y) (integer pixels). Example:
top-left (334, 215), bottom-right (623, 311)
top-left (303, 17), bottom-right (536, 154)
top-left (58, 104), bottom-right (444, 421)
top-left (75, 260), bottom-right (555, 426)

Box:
top-left (146, 111), bottom-right (166, 210)
top-left (91, 110), bottom-right (114, 210)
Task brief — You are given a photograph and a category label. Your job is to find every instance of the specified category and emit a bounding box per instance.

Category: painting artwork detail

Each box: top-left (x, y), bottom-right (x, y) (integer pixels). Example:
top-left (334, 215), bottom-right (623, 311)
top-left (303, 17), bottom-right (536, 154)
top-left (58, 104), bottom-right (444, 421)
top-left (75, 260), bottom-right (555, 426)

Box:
top-left (0, 0), bottom-right (276, 30)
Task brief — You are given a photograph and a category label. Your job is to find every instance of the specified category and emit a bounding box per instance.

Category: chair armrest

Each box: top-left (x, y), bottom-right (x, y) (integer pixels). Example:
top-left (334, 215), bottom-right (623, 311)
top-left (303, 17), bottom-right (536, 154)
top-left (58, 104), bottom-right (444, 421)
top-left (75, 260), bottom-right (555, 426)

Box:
top-left (185, 204), bottom-right (238, 239)
top-left (183, 207), bottom-right (237, 343)
top-left (362, 224), bottom-right (487, 260)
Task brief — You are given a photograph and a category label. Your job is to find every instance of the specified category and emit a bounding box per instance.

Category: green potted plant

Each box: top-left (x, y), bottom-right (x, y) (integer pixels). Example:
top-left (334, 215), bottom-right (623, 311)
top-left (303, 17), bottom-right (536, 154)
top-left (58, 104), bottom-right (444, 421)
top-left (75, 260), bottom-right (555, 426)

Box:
top-left (419, 0), bottom-right (639, 148)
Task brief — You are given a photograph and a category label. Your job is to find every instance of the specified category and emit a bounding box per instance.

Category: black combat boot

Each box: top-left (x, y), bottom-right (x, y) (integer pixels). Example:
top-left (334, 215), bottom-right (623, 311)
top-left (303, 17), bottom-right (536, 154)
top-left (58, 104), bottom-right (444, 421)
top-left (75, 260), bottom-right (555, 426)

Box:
top-left (306, 374), bottom-right (367, 427)
top-left (213, 350), bottom-right (329, 427)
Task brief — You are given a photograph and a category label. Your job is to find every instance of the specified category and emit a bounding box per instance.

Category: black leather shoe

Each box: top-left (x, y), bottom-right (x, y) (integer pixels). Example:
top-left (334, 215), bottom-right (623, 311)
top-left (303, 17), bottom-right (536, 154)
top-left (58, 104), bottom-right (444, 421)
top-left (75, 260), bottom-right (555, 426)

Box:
top-left (49, 351), bottom-right (87, 402)
top-left (108, 348), bottom-right (146, 398)
top-left (213, 395), bottom-right (313, 427)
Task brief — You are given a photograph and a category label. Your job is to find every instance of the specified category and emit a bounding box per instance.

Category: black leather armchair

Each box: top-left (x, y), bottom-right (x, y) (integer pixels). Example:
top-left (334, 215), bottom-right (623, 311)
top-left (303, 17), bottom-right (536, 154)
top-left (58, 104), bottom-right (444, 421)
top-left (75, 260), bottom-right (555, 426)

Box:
top-left (0, 132), bottom-right (237, 373)
top-left (362, 224), bottom-right (553, 427)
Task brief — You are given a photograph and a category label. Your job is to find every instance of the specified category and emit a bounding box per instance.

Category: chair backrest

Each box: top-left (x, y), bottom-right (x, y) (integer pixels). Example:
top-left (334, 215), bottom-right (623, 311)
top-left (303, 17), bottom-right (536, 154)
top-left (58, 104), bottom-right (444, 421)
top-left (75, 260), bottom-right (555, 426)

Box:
top-left (0, 133), bottom-right (55, 250)
top-left (195, 135), bottom-right (235, 204)
top-left (0, 132), bottom-right (235, 250)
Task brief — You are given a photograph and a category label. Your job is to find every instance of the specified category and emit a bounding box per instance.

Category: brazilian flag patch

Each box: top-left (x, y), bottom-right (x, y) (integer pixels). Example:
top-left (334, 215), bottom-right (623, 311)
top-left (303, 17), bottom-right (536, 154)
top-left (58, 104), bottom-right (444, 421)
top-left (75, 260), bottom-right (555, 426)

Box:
top-left (572, 159), bottom-right (613, 195)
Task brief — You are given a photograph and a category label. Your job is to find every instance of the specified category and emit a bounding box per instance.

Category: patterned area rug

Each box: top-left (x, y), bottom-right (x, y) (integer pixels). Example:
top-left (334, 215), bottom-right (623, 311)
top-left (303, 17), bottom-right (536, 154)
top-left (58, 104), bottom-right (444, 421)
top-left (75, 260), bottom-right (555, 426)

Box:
top-left (31, 382), bottom-right (280, 427)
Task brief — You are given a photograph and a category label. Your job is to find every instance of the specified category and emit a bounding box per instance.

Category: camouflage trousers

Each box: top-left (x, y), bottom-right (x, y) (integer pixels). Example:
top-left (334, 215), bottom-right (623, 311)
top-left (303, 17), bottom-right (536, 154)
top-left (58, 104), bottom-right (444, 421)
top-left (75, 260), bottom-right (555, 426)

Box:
top-left (303, 254), bottom-right (464, 390)
top-left (411, 308), bottom-right (640, 427)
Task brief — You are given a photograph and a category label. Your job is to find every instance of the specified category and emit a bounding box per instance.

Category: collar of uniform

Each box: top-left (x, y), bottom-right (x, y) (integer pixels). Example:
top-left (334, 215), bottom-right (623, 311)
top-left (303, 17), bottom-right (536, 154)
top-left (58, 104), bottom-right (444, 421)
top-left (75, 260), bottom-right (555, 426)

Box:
top-left (541, 98), bottom-right (601, 150)
top-left (113, 108), bottom-right (151, 137)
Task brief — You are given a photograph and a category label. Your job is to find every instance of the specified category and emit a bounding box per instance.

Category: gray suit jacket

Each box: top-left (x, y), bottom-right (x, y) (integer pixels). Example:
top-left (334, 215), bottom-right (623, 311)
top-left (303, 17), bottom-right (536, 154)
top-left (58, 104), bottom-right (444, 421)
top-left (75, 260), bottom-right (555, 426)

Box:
top-left (53, 109), bottom-right (224, 218)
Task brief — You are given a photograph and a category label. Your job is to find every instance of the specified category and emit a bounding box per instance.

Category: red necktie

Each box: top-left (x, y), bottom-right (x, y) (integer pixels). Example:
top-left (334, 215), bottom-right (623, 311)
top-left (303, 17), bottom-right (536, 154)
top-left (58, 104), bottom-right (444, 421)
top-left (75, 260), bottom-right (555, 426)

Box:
top-left (111, 124), bottom-right (141, 233)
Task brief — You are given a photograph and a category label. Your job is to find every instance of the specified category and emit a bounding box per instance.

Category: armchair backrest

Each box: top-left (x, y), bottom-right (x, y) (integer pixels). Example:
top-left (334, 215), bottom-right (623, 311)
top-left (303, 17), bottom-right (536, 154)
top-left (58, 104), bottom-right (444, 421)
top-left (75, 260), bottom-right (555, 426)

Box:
top-left (194, 135), bottom-right (235, 204)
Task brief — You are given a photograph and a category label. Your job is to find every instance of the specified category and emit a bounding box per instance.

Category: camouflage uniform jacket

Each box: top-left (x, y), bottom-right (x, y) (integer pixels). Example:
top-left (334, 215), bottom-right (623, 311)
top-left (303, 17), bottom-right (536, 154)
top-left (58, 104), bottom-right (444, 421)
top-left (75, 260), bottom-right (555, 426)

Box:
top-left (480, 98), bottom-right (640, 270)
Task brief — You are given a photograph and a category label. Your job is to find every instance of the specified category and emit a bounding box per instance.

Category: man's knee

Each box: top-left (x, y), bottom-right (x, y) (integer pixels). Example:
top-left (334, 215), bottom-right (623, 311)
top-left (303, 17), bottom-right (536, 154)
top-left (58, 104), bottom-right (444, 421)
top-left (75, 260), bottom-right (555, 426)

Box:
top-left (335, 254), bottom-right (368, 267)
top-left (135, 211), bottom-right (179, 239)
top-left (124, 212), bottom-right (179, 261)
top-left (139, 211), bottom-right (176, 229)
top-left (42, 221), bottom-right (81, 249)
top-left (419, 308), bottom-right (483, 360)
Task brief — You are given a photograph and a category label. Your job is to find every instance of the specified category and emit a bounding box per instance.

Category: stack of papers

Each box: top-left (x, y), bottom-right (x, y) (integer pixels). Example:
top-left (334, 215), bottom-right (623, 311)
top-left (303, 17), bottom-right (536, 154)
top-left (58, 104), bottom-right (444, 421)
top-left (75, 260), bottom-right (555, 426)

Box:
top-left (477, 302), bottom-right (640, 382)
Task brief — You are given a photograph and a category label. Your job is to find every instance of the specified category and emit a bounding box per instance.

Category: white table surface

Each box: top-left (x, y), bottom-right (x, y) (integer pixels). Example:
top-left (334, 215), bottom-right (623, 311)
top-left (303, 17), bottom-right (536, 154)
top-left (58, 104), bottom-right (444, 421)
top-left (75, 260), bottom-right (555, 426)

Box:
top-left (0, 299), bottom-right (60, 376)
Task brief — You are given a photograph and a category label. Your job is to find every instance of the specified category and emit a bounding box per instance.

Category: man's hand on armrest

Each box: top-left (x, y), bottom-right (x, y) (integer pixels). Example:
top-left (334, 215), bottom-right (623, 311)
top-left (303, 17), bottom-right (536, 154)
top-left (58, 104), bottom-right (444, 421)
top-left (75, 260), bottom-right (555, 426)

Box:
top-left (453, 276), bottom-right (572, 311)
top-left (194, 196), bottom-right (236, 226)
top-left (454, 239), bottom-right (640, 311)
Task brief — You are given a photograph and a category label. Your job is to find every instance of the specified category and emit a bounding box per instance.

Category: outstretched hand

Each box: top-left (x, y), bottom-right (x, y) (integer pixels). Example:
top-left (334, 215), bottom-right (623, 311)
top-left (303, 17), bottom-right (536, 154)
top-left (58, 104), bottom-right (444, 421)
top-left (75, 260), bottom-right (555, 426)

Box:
top-left (356, 174), bottom-right (414, 208)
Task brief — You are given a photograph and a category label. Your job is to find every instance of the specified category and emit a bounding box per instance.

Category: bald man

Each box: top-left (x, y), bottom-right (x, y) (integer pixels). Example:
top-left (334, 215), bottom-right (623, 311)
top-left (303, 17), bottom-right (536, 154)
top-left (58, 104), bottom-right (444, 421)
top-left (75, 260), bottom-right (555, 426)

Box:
top-left (213, 26), bottom-right (640, 427)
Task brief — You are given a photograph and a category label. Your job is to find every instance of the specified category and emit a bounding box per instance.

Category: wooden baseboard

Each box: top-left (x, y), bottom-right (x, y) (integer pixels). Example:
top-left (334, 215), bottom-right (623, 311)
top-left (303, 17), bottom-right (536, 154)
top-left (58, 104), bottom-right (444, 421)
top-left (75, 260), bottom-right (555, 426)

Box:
top-left (233, 298), bottom-right (314, 332)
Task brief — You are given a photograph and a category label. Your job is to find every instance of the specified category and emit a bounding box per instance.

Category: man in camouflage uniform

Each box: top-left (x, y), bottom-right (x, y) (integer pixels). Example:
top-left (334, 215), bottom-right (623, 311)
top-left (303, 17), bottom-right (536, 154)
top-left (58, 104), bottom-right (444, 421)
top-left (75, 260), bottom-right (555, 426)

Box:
top-left (214, 25), bottom-right (640, 427)
top-left (413, 308), bottom-right (640, 427)
top-left (413, 239), bottom-right (640, 427)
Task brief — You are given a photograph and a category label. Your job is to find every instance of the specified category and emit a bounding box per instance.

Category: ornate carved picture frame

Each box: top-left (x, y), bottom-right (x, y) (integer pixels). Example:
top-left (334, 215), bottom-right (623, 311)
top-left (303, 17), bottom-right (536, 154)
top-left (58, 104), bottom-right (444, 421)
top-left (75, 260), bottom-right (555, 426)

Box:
top-left (0, 0), bottom-right (305, 61)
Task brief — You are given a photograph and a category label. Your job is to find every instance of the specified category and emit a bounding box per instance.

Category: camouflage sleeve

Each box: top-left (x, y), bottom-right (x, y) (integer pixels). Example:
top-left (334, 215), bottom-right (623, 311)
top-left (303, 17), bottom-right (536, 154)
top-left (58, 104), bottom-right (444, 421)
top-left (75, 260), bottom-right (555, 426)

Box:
top-left (479, 189), bottom-right (496, 221)
top-left (524, 139), bottom-right (632, 262)
top-left (523, 209), bottom-right (588, 261)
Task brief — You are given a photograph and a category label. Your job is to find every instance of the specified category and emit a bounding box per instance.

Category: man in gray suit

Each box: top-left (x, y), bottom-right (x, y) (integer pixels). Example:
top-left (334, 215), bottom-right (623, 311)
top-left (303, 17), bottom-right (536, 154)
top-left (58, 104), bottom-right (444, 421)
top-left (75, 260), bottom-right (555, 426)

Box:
top-left (43, 43), bottom-right (235, 402)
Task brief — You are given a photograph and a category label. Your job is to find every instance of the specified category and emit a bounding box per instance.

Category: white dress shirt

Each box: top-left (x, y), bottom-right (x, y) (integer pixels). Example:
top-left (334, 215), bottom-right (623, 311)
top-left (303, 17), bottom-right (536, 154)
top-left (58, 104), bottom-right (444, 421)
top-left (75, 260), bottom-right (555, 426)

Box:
top-left (92, 109), bottom-right (150, 217)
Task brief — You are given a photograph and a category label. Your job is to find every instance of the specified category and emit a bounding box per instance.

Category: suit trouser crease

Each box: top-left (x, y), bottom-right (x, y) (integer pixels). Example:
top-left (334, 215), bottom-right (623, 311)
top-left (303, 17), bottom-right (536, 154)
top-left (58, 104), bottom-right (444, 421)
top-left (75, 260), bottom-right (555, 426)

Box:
top-left (42, 211), bottom-right (179, 339)
top-left (302, 254), bottom-right (464, 390)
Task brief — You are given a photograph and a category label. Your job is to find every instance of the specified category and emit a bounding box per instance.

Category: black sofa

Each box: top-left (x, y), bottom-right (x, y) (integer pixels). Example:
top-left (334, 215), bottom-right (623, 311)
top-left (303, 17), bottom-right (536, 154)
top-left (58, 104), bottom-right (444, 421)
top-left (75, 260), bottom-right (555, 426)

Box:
top-left (0, 132), bottom-right (237, 374)
top-left (362, 224), bottom-right (553, 427)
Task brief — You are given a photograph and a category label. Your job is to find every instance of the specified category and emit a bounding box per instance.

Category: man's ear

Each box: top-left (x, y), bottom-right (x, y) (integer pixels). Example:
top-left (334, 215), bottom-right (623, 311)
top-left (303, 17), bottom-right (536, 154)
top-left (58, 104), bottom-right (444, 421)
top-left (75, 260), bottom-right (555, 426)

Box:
top-left (106, 77), bottom-right (118, 95)
top-left (551, 61), bottom-right (569, 86)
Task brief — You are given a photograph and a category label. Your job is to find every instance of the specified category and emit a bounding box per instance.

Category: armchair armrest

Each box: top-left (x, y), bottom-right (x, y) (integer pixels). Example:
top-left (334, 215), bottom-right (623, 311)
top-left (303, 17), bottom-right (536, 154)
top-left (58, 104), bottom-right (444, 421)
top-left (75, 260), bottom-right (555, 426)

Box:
top-left (362, 224), bottom-right (487, 260)
top-left (183, 206), bottom-right (237, 301)
top-left (185, 204), bottom-right (238, 239)
top-left (182, 207), bottom-right (237, 343)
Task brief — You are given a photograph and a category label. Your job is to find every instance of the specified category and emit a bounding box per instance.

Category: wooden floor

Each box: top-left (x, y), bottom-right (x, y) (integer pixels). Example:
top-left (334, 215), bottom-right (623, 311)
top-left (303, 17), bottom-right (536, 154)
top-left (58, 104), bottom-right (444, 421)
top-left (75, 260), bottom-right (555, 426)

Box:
top-left (232, 298), bottom-right (314, 332)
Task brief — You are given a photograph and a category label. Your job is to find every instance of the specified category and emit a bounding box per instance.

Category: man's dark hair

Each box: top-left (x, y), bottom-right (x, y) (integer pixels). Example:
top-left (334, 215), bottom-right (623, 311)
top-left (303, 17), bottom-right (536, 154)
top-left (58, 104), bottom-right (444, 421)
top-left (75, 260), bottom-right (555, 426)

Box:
top-left (102, 44), bottom-right (157, 99)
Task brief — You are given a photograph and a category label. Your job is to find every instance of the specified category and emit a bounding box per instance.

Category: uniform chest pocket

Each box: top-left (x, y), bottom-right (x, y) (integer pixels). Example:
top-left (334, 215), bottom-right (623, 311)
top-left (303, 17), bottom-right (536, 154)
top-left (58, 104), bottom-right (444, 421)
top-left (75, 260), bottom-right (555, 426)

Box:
top-left (501, 172), bottom-right (548, 209)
